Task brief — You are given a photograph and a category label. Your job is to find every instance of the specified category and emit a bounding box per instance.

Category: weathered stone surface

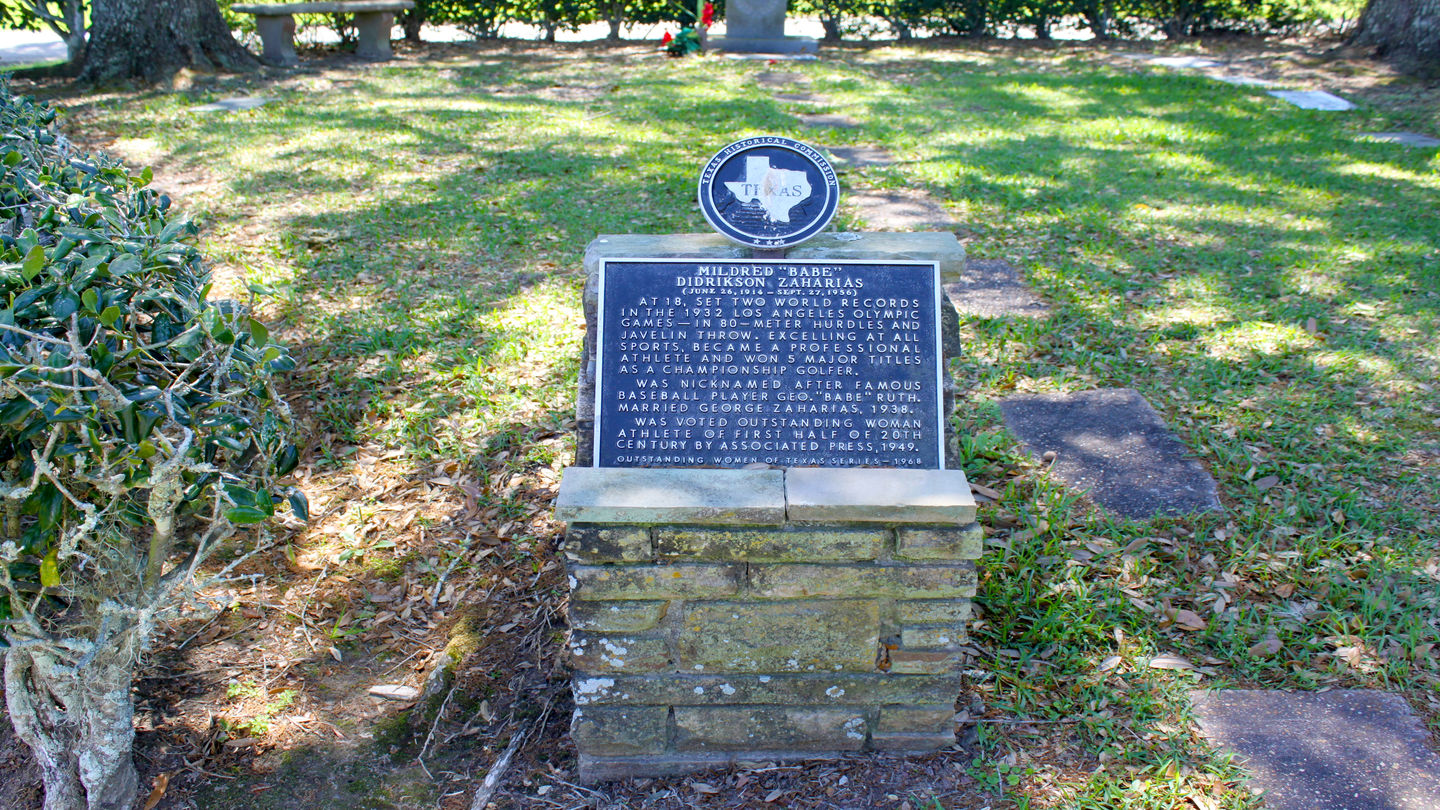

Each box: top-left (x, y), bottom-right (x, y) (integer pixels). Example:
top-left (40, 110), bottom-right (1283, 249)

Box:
top-left (899, 626), bottom-right (967, 649)
top-left (826, 145), bottom-right (897, 168)
top-left (871, 732), bottom-right (955, 751)
top-left (896, 525), bottom-right (982, 561)
top-left (773, 91), bottom-right (825, 104)
top-left (656, 525), bottom-right (884, 562)
top-left (188, 97), bottom-right (275, 114)
top-left (1362, 131), bottom-right (1440, 148)
top-left (846, 189), bottom-right (955, 231)
top-left (677, 600), bottom-right (879, 672)
top-left (999, 388), bottom-right (1223, 519)
top-left (750, 563), bottom-right (976, 599)
top-left (563, 524), bottom-right (652, 563)
top-left (1269, 89), bottom-right (1355, 111)
top-left (571, 706), bottom-right (669, 755)
top-left (1191, 689), bottom-right (1440, 810)
top-left (571, 673), bottom-right (964, 706)
top-left (898, 599), bottom-right (972, 626)
top-left (557, 467), bottom-right (786, 525)
top-left (755, 71), bottom-right (807, 87)
top-left (943, 259), bottom-right (1050, 319)
top-left (571, 563), bottom-right (743, 601)
top-left (569, 632), bottom-right (671, 672)
top-left (674, 707), bottom-right (867, 751)
top-left (785, 468), bottom-right (976, 523)
top-left (889, 649), bottom-right (965, 675)
top-left (580, 751), bottom-right (858, 782)
top-left (797, 112), bottom-right (862, 129)
top-left (878, 705), bottom-right (955, 733)
top-left (569, 600), bottom-right (669, 633)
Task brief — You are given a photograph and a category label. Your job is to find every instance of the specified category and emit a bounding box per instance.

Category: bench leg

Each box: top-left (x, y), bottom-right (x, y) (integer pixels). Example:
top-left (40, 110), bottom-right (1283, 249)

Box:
top-left (354, 12), bottom-right (396, 61)
top-left (253, 15), bottom-right (299, 67)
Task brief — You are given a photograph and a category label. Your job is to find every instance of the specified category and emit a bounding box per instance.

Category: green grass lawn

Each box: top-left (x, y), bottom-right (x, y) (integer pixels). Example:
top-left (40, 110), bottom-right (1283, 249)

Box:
top-left (23, 38), bottom-right (1439, 808)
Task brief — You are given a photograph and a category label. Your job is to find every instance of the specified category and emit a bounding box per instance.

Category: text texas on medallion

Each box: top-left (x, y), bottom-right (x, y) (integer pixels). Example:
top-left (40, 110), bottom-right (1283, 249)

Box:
top-left (698, 136), bottom-right (839, 249)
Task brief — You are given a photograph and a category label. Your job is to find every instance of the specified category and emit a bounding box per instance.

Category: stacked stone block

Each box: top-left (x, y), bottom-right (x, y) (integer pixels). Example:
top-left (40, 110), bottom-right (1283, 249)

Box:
top-left (556, 467), bottom-right (980, 781)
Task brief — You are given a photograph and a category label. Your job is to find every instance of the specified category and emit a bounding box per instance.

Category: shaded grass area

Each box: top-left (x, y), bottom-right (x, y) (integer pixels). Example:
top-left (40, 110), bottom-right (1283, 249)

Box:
top-left (19, 36), bottom-right (1439, 809)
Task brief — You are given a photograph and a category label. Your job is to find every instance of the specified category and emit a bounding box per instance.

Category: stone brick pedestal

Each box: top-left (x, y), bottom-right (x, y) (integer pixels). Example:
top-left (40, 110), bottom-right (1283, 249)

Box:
top-left (556, 466), bottom-right (979, 781)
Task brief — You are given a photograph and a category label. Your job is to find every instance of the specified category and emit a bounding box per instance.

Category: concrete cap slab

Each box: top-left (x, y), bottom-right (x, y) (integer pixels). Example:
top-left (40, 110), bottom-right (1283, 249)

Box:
top-left (556, 467), bottom-right (785, 525)
top-left (785, 468), bottom-right (976, 523)
top-left (944, 258), bottom-right (1049, 319)
top-left (999, 388), bottom-right (1222, 519)
top-left (1269, 89), bottom-right (1356, 111)
top-left (1191, 689), bottom-right (1440, 810)
top-left (1362, 131), bottom-right (1440, 148)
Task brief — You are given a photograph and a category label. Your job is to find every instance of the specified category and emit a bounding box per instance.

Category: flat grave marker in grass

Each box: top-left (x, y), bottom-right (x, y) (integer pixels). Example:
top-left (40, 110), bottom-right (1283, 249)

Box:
top-left (797, 112), bottom-right (864, 130)
top-left (1361, 131), bottom-right (1440, 148)
top-left (188, 96), bottom-right (275, 114)
top-left (1191, 690), bottom-right (1440, 810)
top-left (998, 388), bottom-right (1222, 519)
top-left (826, 145), bottom-right (898, 169)
top-left (755, 70), bottom-right (807, 87)
top-left (846, 189), bottom-right (956, 232)
top-left (942, 258), bottom-right (1049, 319)
top-left (1268, 89), bottom-right (1357, 110)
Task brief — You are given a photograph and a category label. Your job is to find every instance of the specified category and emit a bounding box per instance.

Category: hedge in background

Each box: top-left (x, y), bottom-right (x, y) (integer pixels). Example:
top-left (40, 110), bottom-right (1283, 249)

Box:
top-left (0, 83), bottom-right (299, 810)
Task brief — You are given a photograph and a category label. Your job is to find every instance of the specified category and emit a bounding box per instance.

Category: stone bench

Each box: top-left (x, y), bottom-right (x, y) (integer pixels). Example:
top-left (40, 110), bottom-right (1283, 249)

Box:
top-left (231, 1), bottom-right (415, 66)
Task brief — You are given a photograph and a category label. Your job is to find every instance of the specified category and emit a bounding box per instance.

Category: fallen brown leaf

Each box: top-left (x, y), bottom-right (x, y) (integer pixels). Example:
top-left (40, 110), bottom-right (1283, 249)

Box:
top-left (142, 773), bottom-right (170, 810)
top-left (1149, 654), bottom-right (1195, 671)
top-left (1248, 637), bottom-right (1283, 657)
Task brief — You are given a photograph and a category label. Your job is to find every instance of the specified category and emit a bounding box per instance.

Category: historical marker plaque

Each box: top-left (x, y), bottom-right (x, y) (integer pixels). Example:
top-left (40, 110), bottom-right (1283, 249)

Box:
top-left (595, 258), bottom-right (945, 469)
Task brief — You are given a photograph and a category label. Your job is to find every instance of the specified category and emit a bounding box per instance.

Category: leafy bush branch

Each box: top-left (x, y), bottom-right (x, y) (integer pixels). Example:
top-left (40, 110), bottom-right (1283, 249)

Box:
top-left (0, 82), bottom-right (300, 810)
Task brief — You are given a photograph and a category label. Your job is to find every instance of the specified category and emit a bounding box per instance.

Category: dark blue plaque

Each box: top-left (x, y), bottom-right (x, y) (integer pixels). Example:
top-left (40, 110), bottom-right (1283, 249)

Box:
top-left (595, 259), bottom-right (944, 469)
top-left (698, 137), bottom-right (839, 249)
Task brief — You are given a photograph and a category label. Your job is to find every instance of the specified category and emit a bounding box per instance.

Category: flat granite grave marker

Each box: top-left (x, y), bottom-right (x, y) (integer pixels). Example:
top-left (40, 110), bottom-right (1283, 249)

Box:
top-left (1268, 89), bottom-right (1356, 111)
top-left (943, 258), bottom-right (1049, 319)
top-left (1362, 131), bottom-right (1440, 148)
top-left (1192, 690), bottom-right (1440, 810)
top-left (999, 388), bottom-right (1222, 518)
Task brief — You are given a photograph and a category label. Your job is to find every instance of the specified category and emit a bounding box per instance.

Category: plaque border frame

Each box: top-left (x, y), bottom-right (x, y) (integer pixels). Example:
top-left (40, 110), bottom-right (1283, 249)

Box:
top-left (594, 257), bottom-right (946, 469)
top-left (697, 136), bottom-right (840, 249)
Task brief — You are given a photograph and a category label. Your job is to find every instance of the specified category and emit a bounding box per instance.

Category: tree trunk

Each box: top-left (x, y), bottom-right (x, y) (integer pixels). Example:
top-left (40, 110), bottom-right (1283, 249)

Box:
top-left (4, 629), bottom-right (145, 810)
top-left (1349, 0), bottom-right (1440, 77)
top-left (401, 9), bottom-right (424, 41)
top-left (78, 0), bottom-right (258, 83)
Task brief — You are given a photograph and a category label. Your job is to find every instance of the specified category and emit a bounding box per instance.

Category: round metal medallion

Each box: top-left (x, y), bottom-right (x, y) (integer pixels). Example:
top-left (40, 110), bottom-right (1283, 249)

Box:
top-left (697, 136), bottom-right (839, 249)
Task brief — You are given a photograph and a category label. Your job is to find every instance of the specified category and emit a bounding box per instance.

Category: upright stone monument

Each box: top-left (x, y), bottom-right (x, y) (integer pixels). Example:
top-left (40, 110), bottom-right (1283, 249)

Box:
top-left (556, 137), bottom-right (979, 781)
top-left (709, 0), bottom-right (819, 55)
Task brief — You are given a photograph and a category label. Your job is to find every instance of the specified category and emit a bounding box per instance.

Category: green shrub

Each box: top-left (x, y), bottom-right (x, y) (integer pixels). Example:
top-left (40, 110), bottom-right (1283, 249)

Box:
top-left (0, 81), bottom-right (300, 809)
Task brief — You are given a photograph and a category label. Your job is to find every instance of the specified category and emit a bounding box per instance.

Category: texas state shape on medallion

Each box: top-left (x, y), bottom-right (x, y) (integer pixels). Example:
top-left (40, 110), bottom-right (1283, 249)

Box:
top-left (724, 156), bottom-right (812, 223)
